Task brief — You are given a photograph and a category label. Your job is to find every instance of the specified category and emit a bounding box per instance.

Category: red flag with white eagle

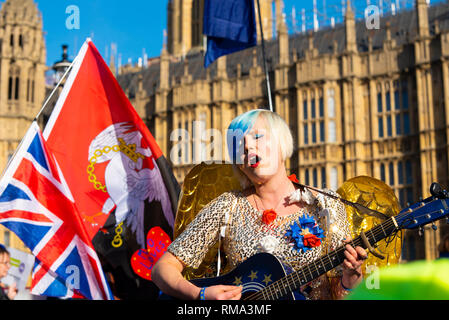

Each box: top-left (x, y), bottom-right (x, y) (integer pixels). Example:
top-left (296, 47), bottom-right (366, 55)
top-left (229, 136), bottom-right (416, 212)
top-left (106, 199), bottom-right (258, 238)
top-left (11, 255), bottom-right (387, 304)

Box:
top-left (43, 39), bottom-right (180, 299)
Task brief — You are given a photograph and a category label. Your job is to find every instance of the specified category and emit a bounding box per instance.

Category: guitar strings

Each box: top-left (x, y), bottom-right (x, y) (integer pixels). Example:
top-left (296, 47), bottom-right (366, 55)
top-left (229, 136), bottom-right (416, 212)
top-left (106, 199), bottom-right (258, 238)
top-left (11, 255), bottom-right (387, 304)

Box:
top-left (245, 221), bottom-right (390, 299)
top-left (245, 220), bottom-right (396, 300)
top-left (260, 215), bottom-right (407, 300)
top-left (244, 217), bottom-right (399, 300)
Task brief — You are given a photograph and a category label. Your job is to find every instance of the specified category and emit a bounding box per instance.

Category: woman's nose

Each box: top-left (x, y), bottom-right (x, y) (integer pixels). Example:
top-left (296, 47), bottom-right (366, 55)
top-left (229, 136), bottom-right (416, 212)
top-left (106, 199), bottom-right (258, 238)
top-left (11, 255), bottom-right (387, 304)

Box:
top-left (244, 135), bottom-right (255, 151)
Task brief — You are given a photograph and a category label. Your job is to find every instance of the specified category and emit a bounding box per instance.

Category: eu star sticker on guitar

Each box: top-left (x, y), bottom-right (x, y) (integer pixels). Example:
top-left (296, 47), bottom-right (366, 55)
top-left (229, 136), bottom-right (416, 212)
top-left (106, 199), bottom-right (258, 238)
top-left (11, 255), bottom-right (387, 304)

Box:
top-left (249, 270), bottom-right (258, 281)
top-left (233, 276), bottom-right (243, 285)
top-left (263, 274), bottom-right (273, 285)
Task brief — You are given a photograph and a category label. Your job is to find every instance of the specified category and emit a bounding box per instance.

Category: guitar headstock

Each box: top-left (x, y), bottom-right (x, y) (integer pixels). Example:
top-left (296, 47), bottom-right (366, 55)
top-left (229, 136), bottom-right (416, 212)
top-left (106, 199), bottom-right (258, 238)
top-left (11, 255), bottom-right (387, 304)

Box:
top-left (396, 183), bottom-right (449, 230)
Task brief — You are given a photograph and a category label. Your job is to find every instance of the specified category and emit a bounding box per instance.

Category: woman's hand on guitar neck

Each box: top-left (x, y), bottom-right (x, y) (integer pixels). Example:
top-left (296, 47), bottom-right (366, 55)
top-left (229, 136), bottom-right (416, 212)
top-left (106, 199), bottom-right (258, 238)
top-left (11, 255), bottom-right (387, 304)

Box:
top-left (201, 285), bottom-right (242, 300)
top-left (341, 238), bottom-right (368, 290)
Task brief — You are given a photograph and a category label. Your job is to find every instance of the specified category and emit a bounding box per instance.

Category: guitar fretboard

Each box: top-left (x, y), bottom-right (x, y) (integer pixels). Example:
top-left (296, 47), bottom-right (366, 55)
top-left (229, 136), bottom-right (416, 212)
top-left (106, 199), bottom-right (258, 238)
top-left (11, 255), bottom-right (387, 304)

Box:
top-left (245, 217), bottom-right (398, 300)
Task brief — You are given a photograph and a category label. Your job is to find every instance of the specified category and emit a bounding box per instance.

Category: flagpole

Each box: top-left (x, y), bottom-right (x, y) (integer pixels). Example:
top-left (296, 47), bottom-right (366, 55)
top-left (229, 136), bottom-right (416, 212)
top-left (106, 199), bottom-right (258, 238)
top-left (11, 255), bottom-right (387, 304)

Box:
top-left (256, 0), bottom-right (274, 112)
top-left (34, 59), bottom-right (76, 122)
top-left (0, 59), bottom-right (76, 180)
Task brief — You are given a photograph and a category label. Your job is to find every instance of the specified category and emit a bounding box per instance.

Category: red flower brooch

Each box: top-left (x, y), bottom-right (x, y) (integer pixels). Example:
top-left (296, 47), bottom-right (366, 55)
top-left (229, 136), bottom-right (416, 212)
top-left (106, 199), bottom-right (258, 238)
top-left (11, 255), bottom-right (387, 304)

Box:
top-left (260, 174), bottom-right (299, 226)
top-left (262, 209), bottom-right (277, 225)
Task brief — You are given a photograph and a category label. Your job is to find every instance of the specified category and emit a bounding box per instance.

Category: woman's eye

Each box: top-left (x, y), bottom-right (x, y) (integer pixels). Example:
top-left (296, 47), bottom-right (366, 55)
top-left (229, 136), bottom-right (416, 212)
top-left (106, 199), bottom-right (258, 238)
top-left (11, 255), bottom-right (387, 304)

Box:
top-left (254, 134), bottom-right (264, 139)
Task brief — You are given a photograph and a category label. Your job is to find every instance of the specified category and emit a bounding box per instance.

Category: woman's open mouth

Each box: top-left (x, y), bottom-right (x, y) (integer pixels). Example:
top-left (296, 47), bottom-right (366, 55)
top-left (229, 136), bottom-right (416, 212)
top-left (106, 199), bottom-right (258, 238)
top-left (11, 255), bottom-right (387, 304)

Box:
top-left (249, 154), bottom-right (261, 168)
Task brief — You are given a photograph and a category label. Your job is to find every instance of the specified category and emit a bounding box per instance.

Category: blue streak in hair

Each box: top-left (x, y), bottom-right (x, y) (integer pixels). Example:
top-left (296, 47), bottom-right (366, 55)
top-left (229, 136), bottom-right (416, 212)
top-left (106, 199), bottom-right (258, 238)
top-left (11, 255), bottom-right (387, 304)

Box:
top-left (226, 109), bottom-right (262, 163)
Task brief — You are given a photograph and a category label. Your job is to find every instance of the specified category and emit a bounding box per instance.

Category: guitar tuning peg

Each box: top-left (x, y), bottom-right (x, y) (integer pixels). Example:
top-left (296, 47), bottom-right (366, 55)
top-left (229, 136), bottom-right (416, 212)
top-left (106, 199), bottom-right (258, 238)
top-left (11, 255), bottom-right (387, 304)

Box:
top-left (418, 226), bottom-right (424, 237)
top-left (446, 217), bottom-right (449, 224)
top-left (430, 183), bottom-right (449, 199)
top-left (432, 223), bottom-right (438, 231)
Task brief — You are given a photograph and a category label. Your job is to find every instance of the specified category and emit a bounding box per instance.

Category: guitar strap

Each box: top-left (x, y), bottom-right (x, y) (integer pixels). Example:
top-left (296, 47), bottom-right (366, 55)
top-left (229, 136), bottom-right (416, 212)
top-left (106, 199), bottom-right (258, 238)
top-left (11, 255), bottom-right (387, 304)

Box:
top-left (217, 196), bottom-right (237, 276)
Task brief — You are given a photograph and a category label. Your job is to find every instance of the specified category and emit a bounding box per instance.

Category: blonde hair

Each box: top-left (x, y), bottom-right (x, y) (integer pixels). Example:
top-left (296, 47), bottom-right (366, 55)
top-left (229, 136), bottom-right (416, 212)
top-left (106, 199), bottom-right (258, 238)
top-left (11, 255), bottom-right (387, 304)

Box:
top-left (259, 110), bottom-right (294, 161)
top-left (227, 109), bottom-right (293, 162)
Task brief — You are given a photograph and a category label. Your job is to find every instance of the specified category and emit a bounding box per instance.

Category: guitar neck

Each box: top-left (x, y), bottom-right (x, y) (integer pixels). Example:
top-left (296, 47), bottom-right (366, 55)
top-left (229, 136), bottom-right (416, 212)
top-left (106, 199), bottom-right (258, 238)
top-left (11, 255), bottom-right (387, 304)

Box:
top-left (260, 217), bottom-right (398, 300)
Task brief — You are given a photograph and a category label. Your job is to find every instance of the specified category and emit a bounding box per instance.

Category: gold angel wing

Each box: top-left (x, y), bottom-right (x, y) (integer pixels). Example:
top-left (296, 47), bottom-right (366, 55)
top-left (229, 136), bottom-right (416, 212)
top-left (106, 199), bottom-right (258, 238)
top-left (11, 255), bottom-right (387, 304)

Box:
top-left (337, 176), bottom-right (403, 274)
top-left (174, 162), bottom-right (242, 280)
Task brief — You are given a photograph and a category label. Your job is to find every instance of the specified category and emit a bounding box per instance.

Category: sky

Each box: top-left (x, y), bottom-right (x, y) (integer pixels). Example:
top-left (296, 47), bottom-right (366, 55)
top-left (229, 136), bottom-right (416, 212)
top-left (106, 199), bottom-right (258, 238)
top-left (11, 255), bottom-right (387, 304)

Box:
top-left (35, 0), bottom-right (167, 68)
top-left (29, 0), bottom-right (445, 70)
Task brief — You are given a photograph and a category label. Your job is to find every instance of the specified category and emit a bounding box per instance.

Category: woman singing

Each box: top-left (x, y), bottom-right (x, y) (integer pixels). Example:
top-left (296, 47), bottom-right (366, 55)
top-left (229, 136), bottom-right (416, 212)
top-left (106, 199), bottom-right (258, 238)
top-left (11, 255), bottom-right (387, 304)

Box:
top-left (152, 109), bottom-right (367, 300)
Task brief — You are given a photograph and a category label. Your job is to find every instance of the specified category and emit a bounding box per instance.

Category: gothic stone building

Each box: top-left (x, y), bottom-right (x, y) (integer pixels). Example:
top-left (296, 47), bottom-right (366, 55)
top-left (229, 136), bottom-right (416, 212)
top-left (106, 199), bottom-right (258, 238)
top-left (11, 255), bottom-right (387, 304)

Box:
top-left (117, 0), bottom-right (449, 261)
top-left (0, 0), bottom-right (448, 263)
top-left (0, 0), bottom-right (46, 253)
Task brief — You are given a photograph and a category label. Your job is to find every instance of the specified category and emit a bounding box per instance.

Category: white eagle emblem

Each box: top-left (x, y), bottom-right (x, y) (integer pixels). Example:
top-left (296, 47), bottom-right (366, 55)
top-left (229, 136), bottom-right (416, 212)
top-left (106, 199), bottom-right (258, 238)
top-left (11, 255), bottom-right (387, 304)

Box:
top-left (87, 122), bottom-right (174, 248)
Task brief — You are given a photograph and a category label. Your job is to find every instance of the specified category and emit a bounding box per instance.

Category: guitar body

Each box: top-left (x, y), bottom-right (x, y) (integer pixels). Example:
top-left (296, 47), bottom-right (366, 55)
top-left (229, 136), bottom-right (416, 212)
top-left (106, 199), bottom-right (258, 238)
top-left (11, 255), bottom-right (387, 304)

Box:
top-left (159, 253), bottom-right (303, 300)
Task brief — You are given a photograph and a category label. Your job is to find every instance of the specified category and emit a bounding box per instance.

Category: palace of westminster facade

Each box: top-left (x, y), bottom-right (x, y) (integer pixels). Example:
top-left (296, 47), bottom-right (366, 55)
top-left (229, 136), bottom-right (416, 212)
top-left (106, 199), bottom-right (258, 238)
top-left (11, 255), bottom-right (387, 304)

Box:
top-left (0, 0), bottom-right (449, 268)
top-left (117, 0), bottom-right (449, 261)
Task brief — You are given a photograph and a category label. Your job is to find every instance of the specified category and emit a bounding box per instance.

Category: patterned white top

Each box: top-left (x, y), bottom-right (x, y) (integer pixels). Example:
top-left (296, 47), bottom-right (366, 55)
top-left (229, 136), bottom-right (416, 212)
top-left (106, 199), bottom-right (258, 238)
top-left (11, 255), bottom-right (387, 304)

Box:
top-left (168, 187), bottom-right (351, 299)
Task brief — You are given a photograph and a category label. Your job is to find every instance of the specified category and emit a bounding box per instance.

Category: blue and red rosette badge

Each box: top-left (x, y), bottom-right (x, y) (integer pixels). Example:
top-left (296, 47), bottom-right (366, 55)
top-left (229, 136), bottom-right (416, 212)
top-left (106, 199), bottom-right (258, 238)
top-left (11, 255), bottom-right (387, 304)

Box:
top-left (285, 214), bottom-right (324, 253)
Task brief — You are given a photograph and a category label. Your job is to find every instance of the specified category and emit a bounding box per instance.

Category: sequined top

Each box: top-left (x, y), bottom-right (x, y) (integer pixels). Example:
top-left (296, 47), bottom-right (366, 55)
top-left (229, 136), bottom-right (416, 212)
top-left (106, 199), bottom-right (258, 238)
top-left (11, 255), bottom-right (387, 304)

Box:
top-left (168, 188), bottom-right (351, 299)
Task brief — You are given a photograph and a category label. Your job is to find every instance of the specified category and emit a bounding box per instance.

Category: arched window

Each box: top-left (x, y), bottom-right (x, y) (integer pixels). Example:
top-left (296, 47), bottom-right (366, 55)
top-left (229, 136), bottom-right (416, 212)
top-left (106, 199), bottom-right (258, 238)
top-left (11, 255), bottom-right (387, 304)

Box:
top-left (330, 167), bottom-right (338, 191)
top-left (380, 163), bottom-right (385, 182)
top-left (389, 162), bottom-right (394, 186)
top-left (8, 65), bottom-right (20, 101)
top-left (377, 79), bottom-right (410, 138)
top-left (303, 88), bottom-right (326, 145)
top-left (8, 76), bottom-right (13, 100)
top-left (192, 0), bottom-right (203, 47)
top-left (27, 67), bottom-right (36, 103)
top-left (15, 76), bottom-right (19, 100)
top-left (327, 88), bottom-right (336, 143)
top-left (321, 167), bottom-right (326, 188)
top-left (31, 79), bottom-right (35, 103)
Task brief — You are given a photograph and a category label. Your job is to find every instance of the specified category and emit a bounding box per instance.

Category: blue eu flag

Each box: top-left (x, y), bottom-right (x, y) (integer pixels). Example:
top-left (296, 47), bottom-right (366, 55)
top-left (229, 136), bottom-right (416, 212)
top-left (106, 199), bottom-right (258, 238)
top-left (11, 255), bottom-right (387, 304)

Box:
top-left (203, 0), bottom-right (258, 68)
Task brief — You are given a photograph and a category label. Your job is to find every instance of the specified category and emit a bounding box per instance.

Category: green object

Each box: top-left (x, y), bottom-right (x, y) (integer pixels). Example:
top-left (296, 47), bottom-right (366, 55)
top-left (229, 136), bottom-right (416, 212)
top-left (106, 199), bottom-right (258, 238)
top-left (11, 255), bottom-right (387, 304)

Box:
top-left (346, 259), bottom-right (449, 300)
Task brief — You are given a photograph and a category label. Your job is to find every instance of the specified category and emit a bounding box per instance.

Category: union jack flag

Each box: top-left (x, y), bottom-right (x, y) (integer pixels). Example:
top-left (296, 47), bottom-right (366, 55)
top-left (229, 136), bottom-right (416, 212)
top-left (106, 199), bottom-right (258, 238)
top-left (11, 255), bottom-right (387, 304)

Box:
top-left (0, 122), bottom-right (113, 299)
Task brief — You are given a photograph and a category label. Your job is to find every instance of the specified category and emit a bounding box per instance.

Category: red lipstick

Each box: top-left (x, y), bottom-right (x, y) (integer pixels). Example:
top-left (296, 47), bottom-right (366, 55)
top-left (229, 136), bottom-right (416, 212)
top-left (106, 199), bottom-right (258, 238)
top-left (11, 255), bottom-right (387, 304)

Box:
top-left (249, 154), bottom-right (261, 168)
